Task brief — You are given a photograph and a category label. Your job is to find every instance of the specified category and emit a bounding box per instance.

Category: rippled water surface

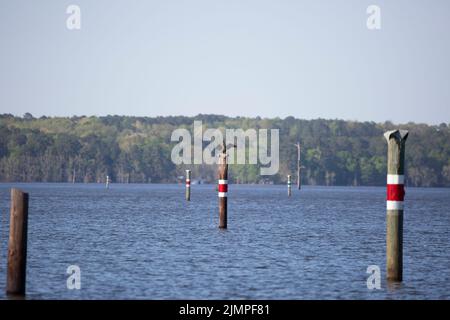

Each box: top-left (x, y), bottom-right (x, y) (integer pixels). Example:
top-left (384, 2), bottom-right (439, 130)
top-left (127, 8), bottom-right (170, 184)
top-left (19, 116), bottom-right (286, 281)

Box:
top-left (0, 183), bottom-right (449, 299)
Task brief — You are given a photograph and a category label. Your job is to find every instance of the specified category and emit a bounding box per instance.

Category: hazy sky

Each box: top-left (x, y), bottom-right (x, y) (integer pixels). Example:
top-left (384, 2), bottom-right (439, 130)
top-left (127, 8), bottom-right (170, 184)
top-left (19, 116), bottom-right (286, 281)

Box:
top-left (0, 0), bottom-right (449, 124)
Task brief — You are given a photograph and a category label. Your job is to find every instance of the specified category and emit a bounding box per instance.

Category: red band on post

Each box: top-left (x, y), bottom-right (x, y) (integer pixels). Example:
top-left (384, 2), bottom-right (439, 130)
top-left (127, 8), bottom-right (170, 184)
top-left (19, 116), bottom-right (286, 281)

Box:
top-left (218, 184), bottom-right (228, 193)
top-left (387, 184), bottom-right (405, 201)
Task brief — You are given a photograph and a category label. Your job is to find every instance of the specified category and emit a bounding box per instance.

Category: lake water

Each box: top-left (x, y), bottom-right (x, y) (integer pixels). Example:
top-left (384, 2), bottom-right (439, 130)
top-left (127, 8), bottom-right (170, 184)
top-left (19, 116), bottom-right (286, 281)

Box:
top-left (0, 183), bottom-right (449, 300)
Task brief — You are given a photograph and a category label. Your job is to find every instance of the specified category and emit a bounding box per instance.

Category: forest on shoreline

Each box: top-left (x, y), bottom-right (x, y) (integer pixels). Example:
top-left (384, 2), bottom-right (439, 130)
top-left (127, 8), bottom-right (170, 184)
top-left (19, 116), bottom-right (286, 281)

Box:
top-left (1, 113), bottom-right (449, 187)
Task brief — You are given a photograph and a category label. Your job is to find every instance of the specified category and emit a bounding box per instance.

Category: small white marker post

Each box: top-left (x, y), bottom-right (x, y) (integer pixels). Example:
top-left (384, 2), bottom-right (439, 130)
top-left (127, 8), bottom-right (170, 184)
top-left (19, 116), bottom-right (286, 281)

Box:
top-left (185, 170), bottom-right (191, 201)
top-left (287, 175), bottom-right (292, 197)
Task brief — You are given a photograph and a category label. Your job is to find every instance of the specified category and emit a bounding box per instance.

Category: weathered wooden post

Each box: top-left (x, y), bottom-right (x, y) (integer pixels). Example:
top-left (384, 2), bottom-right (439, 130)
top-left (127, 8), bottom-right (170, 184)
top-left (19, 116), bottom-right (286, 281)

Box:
top-left (294, 142), bottom-right (302, 189)
top-left (384, 129), bottom-right (408, 282)
top-left (287, 175), bottom-right (292, 196)
top-left (218, 145), bottom-right (228, 229)
top-left (6, 189), bottom-right (29, 295)
top-left (185, 169), bottom-right (191, 201)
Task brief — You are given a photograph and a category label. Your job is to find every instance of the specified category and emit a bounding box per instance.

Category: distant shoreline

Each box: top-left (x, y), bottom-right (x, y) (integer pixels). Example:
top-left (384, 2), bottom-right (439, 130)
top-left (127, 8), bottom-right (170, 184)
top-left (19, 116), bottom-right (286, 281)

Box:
top-left (1, 114), bottom-right (449, 188)
top-left (0, 182), bottom-right (449, 189)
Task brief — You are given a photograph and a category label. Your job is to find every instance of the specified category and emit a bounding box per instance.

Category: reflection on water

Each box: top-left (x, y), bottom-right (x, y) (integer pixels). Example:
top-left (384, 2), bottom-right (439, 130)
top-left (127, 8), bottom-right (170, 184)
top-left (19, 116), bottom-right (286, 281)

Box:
top-left (0, 183), bottom-right (449, 300)
top-left (386, 281), bottom-right (403, 293)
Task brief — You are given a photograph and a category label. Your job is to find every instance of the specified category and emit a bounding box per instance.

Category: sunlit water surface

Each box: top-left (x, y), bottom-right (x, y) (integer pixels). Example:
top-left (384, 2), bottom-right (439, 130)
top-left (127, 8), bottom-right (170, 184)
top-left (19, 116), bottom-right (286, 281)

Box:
top-left (0, 183), bottom-right (449, 299)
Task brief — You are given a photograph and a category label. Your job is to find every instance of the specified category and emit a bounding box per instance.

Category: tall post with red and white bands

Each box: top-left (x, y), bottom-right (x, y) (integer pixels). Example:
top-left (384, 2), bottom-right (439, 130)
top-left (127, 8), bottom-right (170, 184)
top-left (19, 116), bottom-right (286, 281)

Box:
top-left (218, 151), bottom-right (228, 229)
top-left (185, 169), bottom-right (191, 201)
top-left (384, 129), bottom-right (408, 282)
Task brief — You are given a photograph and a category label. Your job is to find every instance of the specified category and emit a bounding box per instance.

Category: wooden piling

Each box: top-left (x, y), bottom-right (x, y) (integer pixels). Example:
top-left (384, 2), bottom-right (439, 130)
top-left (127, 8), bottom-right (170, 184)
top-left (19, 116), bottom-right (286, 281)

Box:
top-left (287, 175), bottom-right (292, 196)
top-left (6, 189), bottom-right (29, 295)
top-left (185, 169), bottom-right (191, 201)
top-left (384, 129), bottom-right (408, 282)
top-left (218, 146), bottom-right (228, 229)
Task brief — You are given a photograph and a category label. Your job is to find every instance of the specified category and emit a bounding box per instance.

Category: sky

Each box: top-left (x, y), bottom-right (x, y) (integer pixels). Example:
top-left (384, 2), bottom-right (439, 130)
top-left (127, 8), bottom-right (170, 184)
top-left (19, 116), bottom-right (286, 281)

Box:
top-left (0, 0), bottom-right (449, 124)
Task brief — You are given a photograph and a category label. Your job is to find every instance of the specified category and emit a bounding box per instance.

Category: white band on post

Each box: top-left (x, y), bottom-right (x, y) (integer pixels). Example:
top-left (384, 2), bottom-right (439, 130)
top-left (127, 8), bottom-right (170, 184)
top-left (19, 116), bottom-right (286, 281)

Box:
top-left (387, 200), bottom-right (404, 210)
top-left (387, 174), bottom-right (404, 184)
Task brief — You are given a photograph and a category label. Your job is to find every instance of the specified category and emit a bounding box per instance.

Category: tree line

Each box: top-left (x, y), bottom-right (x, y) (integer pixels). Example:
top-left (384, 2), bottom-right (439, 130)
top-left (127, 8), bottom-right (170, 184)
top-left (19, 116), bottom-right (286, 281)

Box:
top-left (0, 113), bottom-right (449, 187)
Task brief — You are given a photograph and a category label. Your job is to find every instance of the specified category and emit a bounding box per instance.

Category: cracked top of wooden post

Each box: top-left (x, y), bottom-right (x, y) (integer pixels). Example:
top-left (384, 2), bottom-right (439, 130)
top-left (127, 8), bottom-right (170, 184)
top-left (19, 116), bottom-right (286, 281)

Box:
top-left (384, 129), bottom-right (409, 142)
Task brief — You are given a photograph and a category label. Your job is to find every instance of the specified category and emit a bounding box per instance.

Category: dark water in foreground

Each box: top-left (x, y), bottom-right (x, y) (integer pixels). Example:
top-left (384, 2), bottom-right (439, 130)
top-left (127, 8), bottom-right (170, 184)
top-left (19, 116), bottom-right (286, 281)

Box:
top-left (0, 183), bottom-right (449, 300)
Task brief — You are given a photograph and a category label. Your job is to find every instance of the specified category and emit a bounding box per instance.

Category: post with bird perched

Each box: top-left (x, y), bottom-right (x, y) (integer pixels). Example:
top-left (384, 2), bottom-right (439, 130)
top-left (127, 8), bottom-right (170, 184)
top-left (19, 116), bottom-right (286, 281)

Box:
top-left (384, 129), bottom-right (408, 282)
top-left (218, 145), bottom-right (228, 229)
